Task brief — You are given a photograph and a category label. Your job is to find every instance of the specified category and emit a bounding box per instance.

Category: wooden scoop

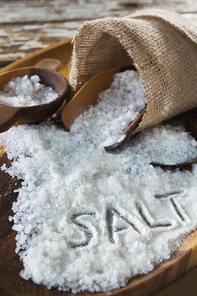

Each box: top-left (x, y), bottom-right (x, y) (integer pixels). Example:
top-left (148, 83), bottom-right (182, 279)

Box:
top-left (62, 66), bottom-right (146, 150)
top-left (0, 59), bottom-right (69, 133)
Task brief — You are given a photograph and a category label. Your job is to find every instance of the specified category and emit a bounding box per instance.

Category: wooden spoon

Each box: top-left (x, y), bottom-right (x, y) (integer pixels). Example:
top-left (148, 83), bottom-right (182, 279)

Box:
top-left (62, 66), bottom-right (146, 150)
top-left (0, 59), bottom-right (69, 133)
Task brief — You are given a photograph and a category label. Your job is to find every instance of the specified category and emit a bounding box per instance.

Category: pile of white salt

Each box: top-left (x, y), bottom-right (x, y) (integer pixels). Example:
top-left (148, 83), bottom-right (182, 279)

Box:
top-left (1, 70), bottom-right (197, 294)
top-left (0, 75), bottom-right (58, 107)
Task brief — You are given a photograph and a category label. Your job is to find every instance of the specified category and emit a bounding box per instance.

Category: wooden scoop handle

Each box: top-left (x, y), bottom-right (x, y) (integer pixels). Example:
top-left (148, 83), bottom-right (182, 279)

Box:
top-left (0, 105), bottom-right (21, 133)
top-left (34, 59), bottom-right (61, 71)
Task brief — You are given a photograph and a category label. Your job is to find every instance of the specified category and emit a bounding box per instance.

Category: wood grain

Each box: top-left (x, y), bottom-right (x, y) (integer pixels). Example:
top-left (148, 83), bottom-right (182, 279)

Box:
top-left (0, 0), bottom-right (197, 67)
top-left (0, 39), bottom-right (73, 79)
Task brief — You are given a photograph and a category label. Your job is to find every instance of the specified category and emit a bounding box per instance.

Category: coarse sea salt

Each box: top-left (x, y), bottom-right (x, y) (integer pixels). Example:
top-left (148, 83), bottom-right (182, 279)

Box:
top-left (73, 70), bottom-right (146, 145)
top-left (1, 70), bottom-right (197, 293)
top-left (0, 75), bottom-right (58, 107)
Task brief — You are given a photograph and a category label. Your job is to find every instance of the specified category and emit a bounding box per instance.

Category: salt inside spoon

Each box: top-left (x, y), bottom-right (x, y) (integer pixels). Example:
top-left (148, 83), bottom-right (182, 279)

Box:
top-left (62, 66), bottom-right (146, 150)
top-left (0, 59), bottom-right (69, 133)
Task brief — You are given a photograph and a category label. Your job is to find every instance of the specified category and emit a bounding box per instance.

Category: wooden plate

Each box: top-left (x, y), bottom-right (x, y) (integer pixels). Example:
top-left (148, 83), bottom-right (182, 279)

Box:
top-left (1, 38), bottom-right (197, 296)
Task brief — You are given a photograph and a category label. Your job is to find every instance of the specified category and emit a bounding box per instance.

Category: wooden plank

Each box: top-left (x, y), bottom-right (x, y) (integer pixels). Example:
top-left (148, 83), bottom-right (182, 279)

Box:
top-left (0, 0), bottom-right (196, 25)
top-left (0, 21), bottom-right (80, 66)
top-left (0, 0), bottom-right (134, 24)
top-left (0, 0), bottom-right (197, 65)
top-left (146, 2), bottom-right (197, 14)
top-left (0, 39), bottom-right (73, 79)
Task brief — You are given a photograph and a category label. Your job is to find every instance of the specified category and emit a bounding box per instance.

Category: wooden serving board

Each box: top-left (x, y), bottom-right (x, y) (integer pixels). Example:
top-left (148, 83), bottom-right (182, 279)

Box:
top-left (1, 39), bottom-right (197, 296)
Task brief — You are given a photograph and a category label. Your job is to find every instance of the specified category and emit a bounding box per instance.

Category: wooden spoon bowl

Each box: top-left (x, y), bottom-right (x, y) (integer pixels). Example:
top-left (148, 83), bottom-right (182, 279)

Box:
top-left (0, 59), bottom-right (69, 133)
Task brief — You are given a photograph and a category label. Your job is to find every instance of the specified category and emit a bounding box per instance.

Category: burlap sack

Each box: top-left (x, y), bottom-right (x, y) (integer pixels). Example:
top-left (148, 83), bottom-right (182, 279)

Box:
top-left (69, 9), bottom-right (197, 134)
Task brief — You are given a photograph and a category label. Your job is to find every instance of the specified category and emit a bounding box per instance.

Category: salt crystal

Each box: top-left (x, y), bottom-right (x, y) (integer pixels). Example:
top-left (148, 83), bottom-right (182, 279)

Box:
top-left (108, 176), bottom-right (123, 193)
top-left (12, 224), bottom-right (24, 231)
top-left (125, 231), bottom-right (140, 242)
top-left (1, 163), bottom-right (6, 170)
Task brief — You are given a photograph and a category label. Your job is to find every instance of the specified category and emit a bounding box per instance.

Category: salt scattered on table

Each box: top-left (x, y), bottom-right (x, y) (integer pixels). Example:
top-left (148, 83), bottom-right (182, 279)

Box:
top-left (1, 70), bottom-right (197, 294)
top-left (0, 75), bottom-right (58, 107)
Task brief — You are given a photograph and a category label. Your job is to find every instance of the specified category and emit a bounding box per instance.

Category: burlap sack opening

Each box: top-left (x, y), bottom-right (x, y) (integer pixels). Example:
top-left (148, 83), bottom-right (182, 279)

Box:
top-left (69, 9), bottom-right (197, 134)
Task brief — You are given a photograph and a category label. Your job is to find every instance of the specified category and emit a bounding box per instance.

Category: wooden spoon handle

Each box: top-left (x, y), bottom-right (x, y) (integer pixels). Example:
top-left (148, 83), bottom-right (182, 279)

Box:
top-left (0, 105), bottom-right (21, 133)
top-left (34, 58), bottom-right (61, 72)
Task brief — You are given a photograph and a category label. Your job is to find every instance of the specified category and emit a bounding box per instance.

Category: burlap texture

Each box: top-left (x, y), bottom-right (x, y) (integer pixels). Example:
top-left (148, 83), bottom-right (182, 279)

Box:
top-left (69, 9), bottom-right (197, 134)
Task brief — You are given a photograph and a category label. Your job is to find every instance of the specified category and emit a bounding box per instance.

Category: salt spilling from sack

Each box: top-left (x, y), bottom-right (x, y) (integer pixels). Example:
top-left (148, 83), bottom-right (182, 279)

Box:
top-left (1, 70), bottom-right (197, 294)
top-left (74, 70), bottom-right (146, 145)
top-left (0, 75), bottom-right (58, 106)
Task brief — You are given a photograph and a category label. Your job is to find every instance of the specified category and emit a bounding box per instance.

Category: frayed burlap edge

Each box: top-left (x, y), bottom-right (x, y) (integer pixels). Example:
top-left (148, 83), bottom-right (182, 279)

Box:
top-left (69, 9), bottom-right (197, 134)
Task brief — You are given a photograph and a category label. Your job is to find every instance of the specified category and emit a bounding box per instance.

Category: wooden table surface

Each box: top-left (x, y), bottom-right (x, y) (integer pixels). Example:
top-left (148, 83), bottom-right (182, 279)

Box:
top-left (1, 1), bottom-right (197, 296)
